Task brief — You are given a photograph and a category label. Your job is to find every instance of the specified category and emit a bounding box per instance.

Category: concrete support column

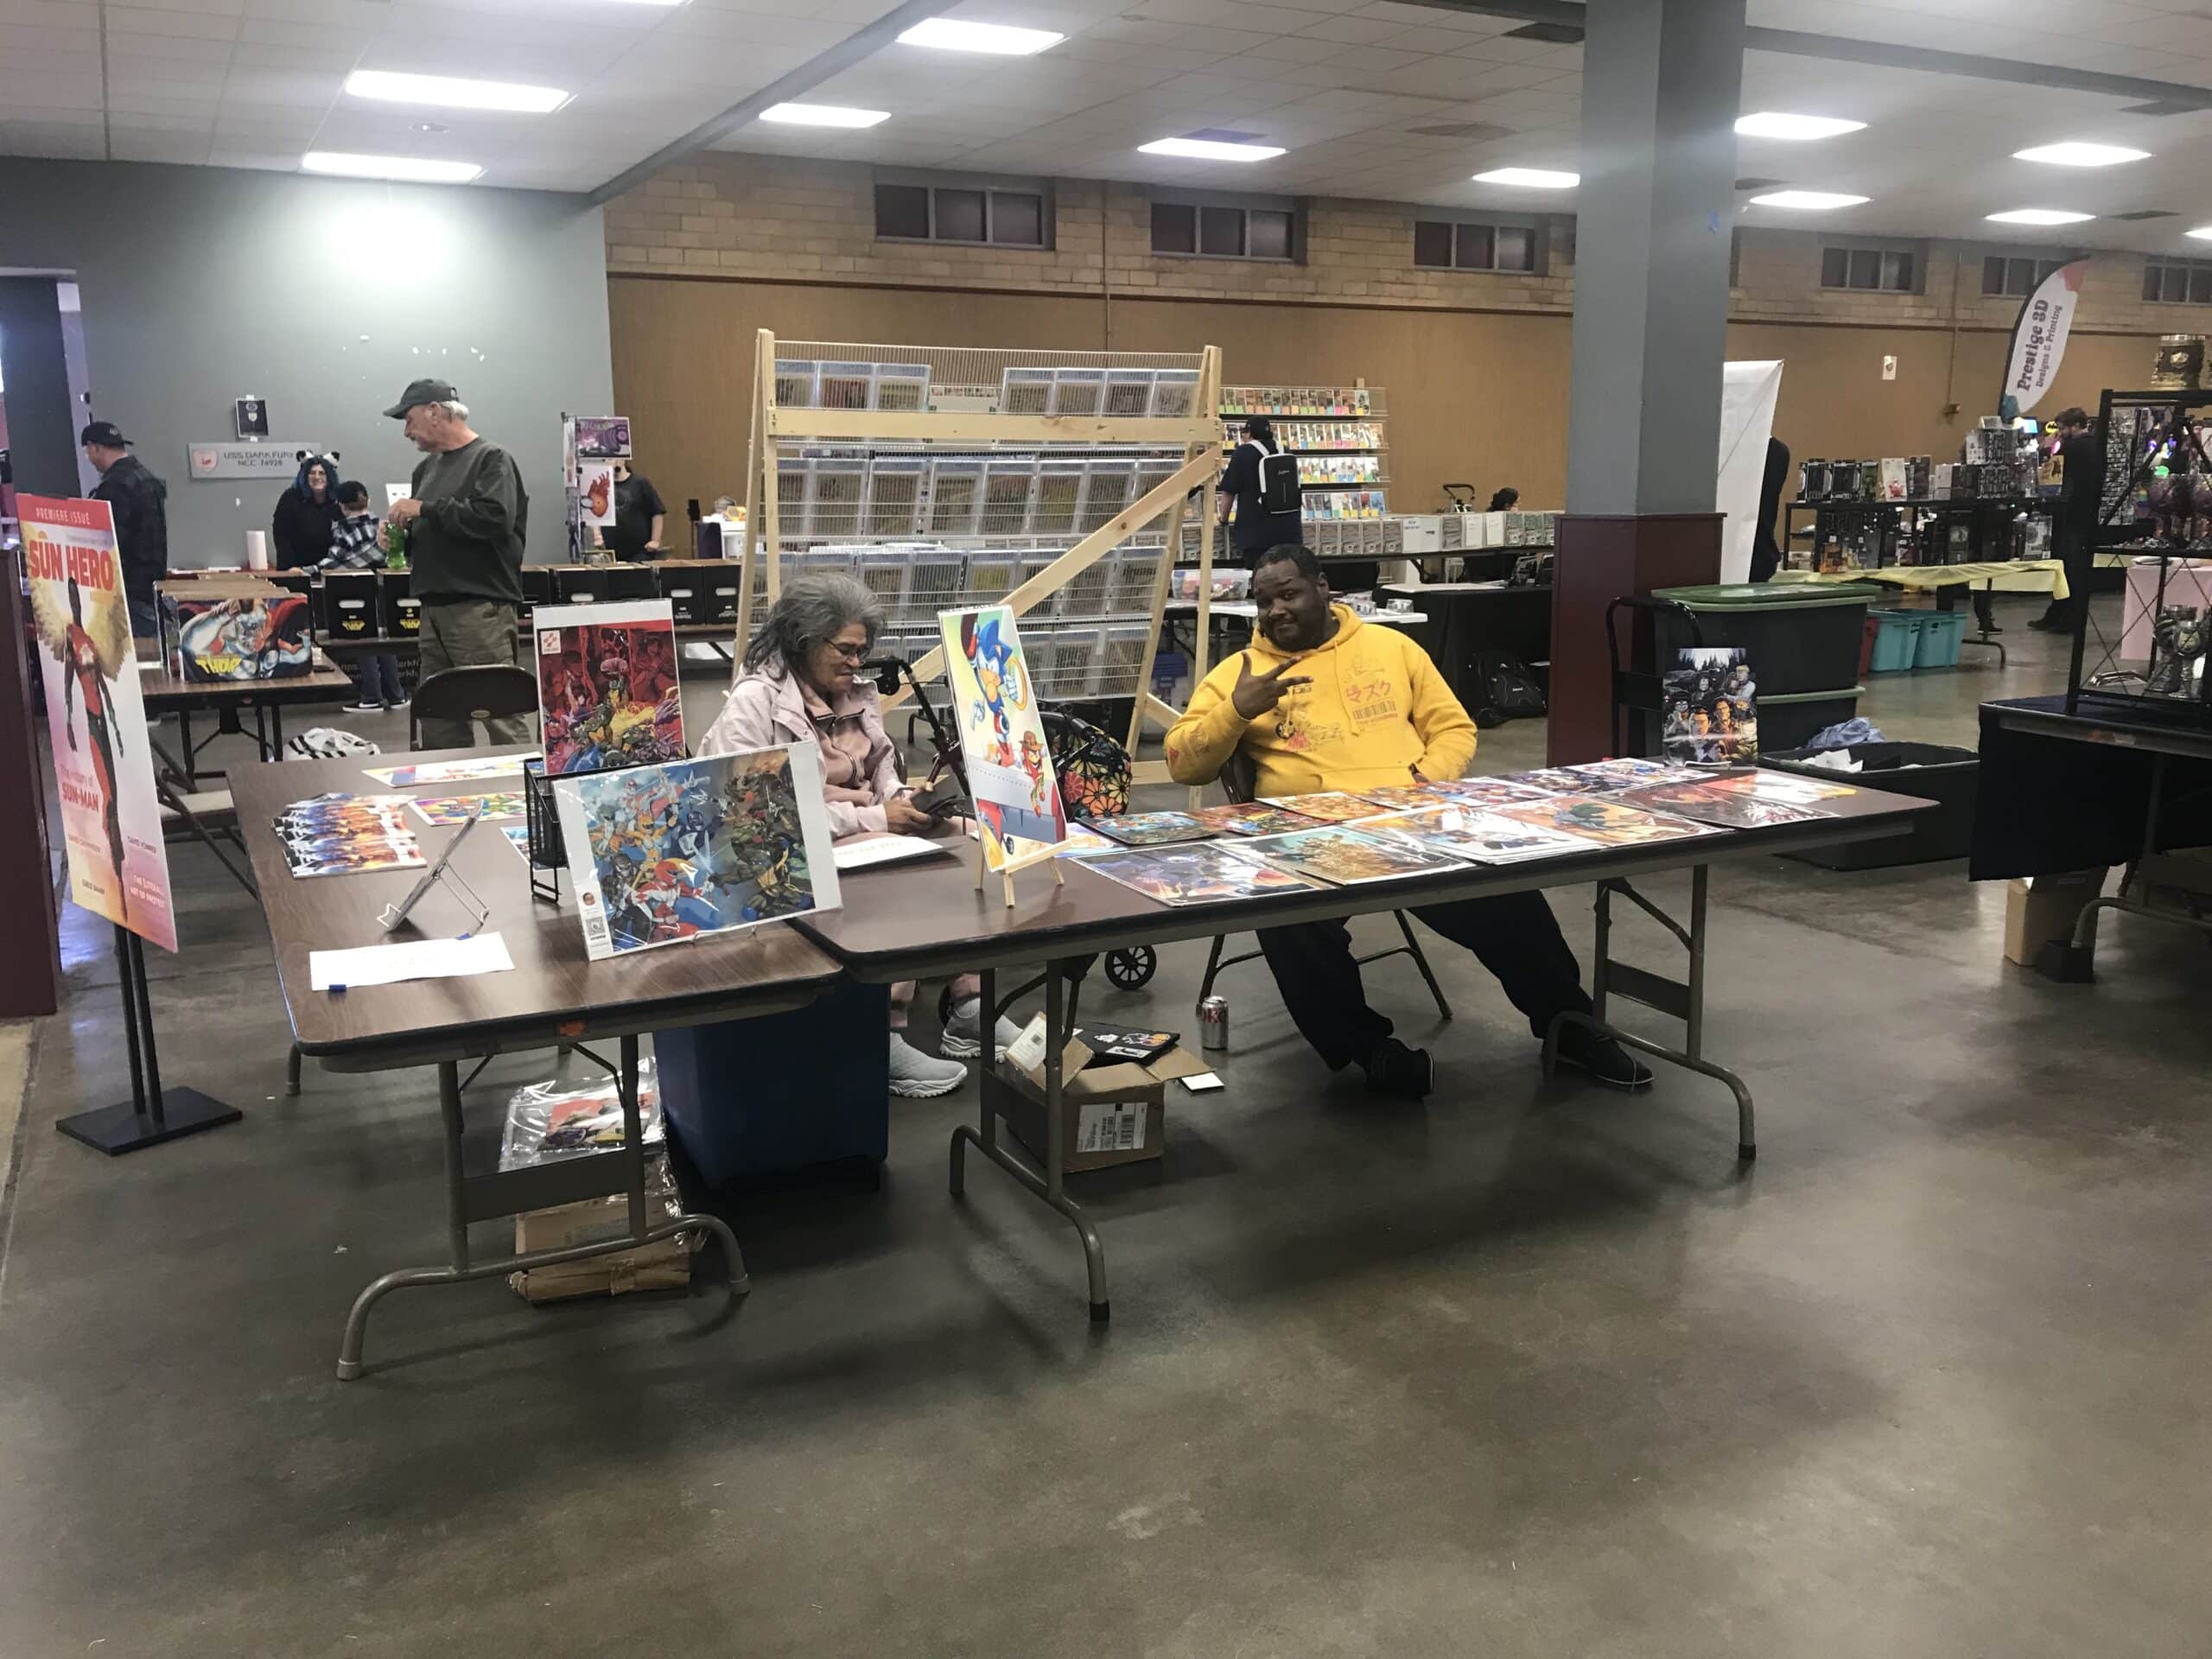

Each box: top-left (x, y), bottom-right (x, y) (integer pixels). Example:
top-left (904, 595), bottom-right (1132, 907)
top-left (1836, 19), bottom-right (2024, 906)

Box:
top-left (1549, 0), bottom-right (1745, 761)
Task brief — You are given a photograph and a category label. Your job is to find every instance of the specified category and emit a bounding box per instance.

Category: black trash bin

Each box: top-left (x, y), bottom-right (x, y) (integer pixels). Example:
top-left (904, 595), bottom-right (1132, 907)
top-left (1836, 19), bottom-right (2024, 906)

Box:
top-left (1652, 582), bottom-right (1879, 696)
top-left (1762, 740), bottom-right (1978, 868)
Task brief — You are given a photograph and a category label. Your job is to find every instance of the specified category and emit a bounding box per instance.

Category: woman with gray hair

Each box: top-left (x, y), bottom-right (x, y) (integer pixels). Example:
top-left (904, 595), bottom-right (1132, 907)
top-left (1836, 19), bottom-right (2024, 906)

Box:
top-left (700, 572), bottom-right (1019, 1096)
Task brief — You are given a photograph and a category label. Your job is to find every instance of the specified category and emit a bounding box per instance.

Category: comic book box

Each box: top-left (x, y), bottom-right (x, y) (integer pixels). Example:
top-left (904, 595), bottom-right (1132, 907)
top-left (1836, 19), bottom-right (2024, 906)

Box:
top-left (162, 587), bottom-right (314, 683)
top-left (315, 569), bottom-right (379, 639)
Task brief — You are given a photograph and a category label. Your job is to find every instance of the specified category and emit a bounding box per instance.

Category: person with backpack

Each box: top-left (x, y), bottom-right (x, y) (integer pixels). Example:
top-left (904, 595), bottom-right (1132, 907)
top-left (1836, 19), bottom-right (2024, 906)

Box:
top-left (1216, 416), bottom-right (1306, 563)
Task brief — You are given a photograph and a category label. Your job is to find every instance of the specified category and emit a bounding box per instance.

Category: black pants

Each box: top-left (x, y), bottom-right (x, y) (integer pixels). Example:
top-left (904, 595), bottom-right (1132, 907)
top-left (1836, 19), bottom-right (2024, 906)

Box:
top-left (1255, 890), bottom-right (1592, 1071)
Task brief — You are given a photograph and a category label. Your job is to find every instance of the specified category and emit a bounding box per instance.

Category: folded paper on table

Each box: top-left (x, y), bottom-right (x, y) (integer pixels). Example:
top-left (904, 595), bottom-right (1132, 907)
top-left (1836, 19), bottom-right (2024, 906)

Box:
top-left (309, 931), bottom-right (515, 991)
top-left (833, 834), bottom-right (952, 871)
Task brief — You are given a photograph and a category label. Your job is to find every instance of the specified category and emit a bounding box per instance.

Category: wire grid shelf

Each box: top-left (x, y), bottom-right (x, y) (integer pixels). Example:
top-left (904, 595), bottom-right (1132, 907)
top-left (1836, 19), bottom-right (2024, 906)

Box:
top-left (772, 341), bottom-right (1206, 421)
top-left (773, 543), bottom-right (1167, 632)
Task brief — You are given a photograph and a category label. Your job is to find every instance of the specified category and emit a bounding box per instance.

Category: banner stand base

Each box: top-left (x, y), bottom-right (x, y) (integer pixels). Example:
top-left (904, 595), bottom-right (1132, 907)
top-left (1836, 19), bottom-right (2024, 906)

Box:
top-left (57, 1090), bottom-right (242, 1156)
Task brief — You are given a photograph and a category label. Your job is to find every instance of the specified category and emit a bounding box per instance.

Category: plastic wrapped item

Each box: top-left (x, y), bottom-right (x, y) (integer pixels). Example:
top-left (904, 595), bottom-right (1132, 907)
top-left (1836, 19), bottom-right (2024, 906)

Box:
top-left (499, 1058), bottom-right (664, 1171)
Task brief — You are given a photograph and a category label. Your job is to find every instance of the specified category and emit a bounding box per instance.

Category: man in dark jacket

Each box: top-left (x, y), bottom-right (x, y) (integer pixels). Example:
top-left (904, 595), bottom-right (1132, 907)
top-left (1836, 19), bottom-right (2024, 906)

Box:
top-left (270, 452), bottom-right (346, 569)
top-left (82, 421), bottom-right (168, 638)
top-left (381, 378), bottom-right (531, 748)
top-left (2031, 407), bottom-right (2102, 632)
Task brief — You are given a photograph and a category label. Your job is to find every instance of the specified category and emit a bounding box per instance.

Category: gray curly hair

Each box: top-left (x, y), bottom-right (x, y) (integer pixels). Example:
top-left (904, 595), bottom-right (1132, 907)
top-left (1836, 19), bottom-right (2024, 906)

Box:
top-left (742, 570), bottom-right (884, 673)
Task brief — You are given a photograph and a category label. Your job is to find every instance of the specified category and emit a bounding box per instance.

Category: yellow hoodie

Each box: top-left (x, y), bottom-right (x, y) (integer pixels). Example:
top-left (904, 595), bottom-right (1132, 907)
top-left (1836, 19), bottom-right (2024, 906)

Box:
top-left (1166, 605), bottom-right (1477, 797)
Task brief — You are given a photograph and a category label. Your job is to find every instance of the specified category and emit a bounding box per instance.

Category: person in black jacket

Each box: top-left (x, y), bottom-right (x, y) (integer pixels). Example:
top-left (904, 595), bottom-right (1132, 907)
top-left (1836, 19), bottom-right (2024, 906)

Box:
top-left (2031, 408), bottom-right (2102, 631)
top-left (271, 452), bottom-right (346, 569)
top-left (82, 421), bottom-right (168, 638)
top-left (1749, 435), bottom-right (1790, 582)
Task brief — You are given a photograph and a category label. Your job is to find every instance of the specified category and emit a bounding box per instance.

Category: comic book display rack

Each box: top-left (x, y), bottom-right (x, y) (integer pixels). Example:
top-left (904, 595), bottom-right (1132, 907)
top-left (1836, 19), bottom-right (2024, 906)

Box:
top-left (742, 334), bottom-right (1224, 782)
top-left (1218, 384), bottom-right (1390, 522)
top-left (2069, 389), bottom-right (2212, 727)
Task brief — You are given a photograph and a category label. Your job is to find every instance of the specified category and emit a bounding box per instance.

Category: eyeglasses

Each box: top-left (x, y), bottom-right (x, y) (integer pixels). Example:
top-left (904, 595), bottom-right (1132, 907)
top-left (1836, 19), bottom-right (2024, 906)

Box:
top-left (823, 639), bottom-right (869, 661)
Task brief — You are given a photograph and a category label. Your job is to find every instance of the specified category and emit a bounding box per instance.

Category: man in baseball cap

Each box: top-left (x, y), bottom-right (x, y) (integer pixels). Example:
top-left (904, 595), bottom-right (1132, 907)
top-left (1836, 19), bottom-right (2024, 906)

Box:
top-left (380, 380), bottom-right (532, 748)
top-left (83, 420), bottom-right (168, 637)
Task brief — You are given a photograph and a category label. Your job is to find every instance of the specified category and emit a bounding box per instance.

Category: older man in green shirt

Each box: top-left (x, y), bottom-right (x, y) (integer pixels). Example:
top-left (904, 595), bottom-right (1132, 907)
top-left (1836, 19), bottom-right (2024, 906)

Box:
top-left (382, 378), bottom-right (531, 749)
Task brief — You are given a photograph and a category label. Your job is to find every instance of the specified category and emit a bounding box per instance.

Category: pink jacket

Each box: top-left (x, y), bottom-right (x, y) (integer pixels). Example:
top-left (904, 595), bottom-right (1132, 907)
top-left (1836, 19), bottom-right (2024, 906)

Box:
top-left (697, 658), bottom-right (911, 840)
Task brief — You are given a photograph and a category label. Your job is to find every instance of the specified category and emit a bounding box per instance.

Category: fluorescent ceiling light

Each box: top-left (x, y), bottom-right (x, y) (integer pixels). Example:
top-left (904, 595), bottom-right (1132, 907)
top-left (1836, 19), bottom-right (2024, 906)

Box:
top-left (344, 69), bottom-right (568, 114)
top-left (1749, 189), bottom-right (1870, 209)
top-left (1735, 111), bottom-right (1865, 140)
top-left (302, 151), bottom-right (483, 183)
top-left (2189, 226), bottom-right (2212, 241)
top-left (2012, 142), bottom-right (2149, 167)
top-left (1472, 167), bottom-right (1578, 188)
top-left (760, 102), bottom-right (889, 128)
top-left (897, 18), bottom-right (1064, 54)
top-left (1986, 207), bottom-right (2094, 225)
top-left (1141, 137), bottom-right (1284, 162)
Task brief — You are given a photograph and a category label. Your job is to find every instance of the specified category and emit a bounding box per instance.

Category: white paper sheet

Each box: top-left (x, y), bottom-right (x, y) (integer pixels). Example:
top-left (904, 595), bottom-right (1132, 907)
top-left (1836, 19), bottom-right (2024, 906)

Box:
top-left (833, 835), bottom-right (950, 871)
top-left (309, 931), bottom-right (515, 992)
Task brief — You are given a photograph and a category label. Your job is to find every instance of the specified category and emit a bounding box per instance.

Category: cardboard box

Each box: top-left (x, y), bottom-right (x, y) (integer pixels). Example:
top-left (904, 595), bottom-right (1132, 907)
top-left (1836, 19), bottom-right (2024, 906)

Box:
top-left (508, 1155), bottom-right (697, 1304)
top-left (315, 569), bottom-right (378, 640)
top-left (2003, 869), bottom-right (2107, 965)
top-left (994, 1020), bottom-right (1210, 1174)
top-left (377, 568), bottom-right (419, 637)
top-left (159, 582), bottom-right (311, 681)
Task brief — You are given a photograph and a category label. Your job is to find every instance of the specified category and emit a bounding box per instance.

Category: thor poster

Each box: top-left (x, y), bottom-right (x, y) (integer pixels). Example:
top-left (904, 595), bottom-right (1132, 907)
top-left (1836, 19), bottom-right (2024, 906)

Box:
top-left (22, 495), bottom-right (178, 951)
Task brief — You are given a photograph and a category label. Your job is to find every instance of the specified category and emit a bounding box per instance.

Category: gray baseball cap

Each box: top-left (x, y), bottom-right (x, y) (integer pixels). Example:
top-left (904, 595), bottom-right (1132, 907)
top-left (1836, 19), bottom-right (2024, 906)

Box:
top-left (383, 378), bottom-right (459, 419)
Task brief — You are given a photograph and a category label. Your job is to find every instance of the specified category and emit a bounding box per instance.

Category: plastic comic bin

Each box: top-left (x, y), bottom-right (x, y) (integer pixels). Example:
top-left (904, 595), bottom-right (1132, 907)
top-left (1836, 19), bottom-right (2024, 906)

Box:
top-left (1763, 741), bottom-right (1977, 868)
top-left (1652, 582), bottom-right (1879, 696)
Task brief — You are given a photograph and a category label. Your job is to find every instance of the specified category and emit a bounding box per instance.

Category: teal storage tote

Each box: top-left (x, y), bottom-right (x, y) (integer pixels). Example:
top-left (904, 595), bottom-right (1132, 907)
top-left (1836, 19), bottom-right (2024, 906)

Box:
top-left (1915, 609), bottom-right (1967, 669)
top-left (1866, 610), bottom-right (1925, 672)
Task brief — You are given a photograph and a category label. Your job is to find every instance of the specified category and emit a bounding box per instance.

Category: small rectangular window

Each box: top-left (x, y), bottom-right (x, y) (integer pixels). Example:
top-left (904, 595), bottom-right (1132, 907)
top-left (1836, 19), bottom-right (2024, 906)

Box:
top-left (1882, 250), bottom-right (1913, 292)
top-left (1846, 248), bottom-right (1878, 289)
top-left (1496, 226), bottom-right (1534, 272)
top-left (2164, 265), bottom-right (2190, 303)
top-left (935, 188), bottom-right (985, 244)
top-left (1151, 201), bottom-right (1196, 254)
top-left (1983, 256), bottom-right (2007, 296)
top-left (1455, 223), bottom-right (1494, 270)
top-left (875, 184), bottom-right (930, 240)
top-left (1199, 206), bottom-right (1245, 257)
top-left (991, 191), bottom-right (1042, 247)
top-left (2008, 257), bottom-right (2035, 295)
top-left (1248, 208), bottom-right (1294, 260)
top-left (1821, 246), bottom-right (1850, 288)
top-left (2192, 268), bottom-right (2212, 305)
top-left (2144, 264), bottom-right (2164, 302)
top-left (1414, 220), bottom-right (1452, 269)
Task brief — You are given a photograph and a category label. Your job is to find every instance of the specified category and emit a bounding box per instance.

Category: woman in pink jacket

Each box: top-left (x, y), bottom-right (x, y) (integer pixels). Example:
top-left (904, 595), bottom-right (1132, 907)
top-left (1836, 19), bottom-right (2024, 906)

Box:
top-left (699, 573), bottom-right (1019, 1096)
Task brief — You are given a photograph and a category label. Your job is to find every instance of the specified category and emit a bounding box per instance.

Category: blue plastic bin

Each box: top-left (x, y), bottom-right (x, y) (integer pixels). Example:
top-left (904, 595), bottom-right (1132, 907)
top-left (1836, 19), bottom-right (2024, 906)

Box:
top-left (1915, 610), bottom-right (1967, 669)
top-left (1866, 611), bottom-right (1923, 672)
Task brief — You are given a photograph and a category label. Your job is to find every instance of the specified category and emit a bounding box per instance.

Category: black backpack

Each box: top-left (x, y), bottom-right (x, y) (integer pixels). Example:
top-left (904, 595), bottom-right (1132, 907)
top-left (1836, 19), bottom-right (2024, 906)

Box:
top-left (1249, 441), bottom-right (1301, 516)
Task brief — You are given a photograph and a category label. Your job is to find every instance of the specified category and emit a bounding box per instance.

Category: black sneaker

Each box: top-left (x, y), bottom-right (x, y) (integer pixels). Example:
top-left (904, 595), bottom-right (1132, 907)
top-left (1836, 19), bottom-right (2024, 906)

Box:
top-left (1362, 1036), bottom-right (1433, 1100)
top-left (1554, 1026), bottom-right (1654, 1091)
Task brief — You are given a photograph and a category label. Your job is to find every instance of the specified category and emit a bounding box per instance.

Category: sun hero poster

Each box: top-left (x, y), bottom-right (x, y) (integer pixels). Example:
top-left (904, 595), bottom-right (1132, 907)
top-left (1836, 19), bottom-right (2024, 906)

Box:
top-left (22, 494), bottom-right (178, 951)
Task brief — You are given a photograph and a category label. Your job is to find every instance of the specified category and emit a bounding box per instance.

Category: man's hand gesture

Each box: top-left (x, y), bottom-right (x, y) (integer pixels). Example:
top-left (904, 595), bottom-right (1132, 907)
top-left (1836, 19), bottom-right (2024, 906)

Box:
top-left (1230, 651), bottom-right (1313, 720)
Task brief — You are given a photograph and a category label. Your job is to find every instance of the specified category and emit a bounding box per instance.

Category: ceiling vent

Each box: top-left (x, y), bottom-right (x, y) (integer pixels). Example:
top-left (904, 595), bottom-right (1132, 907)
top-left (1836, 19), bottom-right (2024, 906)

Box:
top-left (1407, 121), bottom-right (1510, 141)
top-left (2120, 99), bottom-right (2206, 116)
top-left (1735, 176), bottom-right (1784, 190)
top-left (2112, 209), bottom-right (2180, 220)
top-left (1503, 20), bottom-right (1583, 42)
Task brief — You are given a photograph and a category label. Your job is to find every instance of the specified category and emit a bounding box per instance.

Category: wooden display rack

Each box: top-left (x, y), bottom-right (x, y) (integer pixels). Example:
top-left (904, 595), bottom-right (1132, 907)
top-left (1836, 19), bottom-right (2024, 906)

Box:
top-left (738, 331), bottom-right (1224, 782)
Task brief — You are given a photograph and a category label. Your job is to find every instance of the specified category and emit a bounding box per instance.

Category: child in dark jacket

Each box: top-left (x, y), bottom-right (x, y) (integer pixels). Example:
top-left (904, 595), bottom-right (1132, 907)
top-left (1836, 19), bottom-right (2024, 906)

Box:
top-left (317, 482), bottom-right (405, 711)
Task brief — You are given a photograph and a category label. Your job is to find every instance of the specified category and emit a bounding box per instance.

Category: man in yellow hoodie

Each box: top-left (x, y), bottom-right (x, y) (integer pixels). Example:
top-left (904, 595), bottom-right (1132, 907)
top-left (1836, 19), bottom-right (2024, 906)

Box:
top-left (1166, 545), bottom-right (1647, 1098)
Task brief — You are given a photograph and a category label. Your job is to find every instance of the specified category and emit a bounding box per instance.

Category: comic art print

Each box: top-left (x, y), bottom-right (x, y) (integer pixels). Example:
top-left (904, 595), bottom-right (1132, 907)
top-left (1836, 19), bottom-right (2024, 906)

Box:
top-left (940, 605), bottom-right (1068, 870)
top-left (1072, 842), bottom-right (1313, 906)
top-left (1225, 826), bottom-right (1469, 886)
top-left (22, 495), bottom-right (177, 950)
top-left (552, 745), bottom-right (841, 961)
top-left (1663, 647), bottom-right (1759, 766)
top-left (535, 601), bottom-right (686, 776)
top-left (171, 593), bottom-right (312, 682)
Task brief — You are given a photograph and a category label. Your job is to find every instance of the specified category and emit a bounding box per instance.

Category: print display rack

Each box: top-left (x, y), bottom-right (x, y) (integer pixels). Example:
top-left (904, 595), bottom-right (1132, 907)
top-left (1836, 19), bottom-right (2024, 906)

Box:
top-left (1218, 382), bottom-right (1390, 527)
top-left (742, 334), bottom-right (1224, 784)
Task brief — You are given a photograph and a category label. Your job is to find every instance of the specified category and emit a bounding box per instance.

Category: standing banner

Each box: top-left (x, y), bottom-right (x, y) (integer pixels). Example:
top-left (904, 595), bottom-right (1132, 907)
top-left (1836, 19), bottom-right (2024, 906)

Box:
top-left (940, 605), bottom-right (1068, 870)
top-left (1717, 360), bottom-right (1784, 584)
top-left (22, 495), bottom-right (179, 952)
top-left (2001, 258), bottom-right (2089, 416)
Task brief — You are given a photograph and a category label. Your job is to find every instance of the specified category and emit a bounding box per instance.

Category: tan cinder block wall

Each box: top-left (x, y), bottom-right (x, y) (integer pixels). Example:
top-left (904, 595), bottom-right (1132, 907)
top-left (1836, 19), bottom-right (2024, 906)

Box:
top-left (604, 151), bottom-right (2210, 519)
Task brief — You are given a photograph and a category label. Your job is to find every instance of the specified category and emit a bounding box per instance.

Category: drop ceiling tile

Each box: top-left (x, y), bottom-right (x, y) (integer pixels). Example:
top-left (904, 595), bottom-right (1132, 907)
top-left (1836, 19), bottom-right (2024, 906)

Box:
top-left (1293, 14), bottom-right (1406, 44)
top-left (105, 3), bottom-right (240, 39)
top-left (0, 0), bottom-right (96, 24)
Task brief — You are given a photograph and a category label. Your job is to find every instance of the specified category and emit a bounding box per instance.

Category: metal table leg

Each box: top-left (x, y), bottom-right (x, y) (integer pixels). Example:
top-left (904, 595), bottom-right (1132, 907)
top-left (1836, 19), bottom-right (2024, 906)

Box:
top-left (335, 1046), bottom-right (750, 1381)
top-left (2041, 753), bottom-right (2212, 980)
top-left (950, 961), bottom-right (1112, 1320)
top-left (1543, 867), bottom-right (1758, 1160)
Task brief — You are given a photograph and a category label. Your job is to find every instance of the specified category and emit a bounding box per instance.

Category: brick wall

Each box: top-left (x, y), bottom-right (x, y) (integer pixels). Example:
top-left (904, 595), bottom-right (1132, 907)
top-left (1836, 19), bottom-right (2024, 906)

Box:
top-left (605, 150), bottom-right (2211, 336)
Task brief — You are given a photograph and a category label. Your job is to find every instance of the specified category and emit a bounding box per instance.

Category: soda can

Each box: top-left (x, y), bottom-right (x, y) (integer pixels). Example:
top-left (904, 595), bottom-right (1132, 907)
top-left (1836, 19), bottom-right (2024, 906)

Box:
top-left (1198, 995), bottom-right (1229, 1051)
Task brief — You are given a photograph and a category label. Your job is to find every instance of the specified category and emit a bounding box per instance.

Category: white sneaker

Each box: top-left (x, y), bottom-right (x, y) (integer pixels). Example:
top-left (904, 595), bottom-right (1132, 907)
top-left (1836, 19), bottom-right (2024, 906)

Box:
top-left (940, 995), bottom-right (1023, 1061)
top-left (888, 1032), bottom-right (969, 1097)
top-left (347, 700), bottom-right (384, 712)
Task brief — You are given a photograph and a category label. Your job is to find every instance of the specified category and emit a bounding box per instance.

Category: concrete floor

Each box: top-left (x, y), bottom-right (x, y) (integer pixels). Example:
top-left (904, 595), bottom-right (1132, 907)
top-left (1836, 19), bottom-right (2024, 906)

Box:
top-left (3, 594), bottom-right (2207, 1656)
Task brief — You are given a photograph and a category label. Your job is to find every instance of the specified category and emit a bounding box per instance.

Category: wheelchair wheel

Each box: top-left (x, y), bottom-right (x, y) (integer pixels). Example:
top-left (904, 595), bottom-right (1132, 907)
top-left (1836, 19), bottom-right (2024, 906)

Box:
top-left (1103, 946), bottom-right (1156, 989)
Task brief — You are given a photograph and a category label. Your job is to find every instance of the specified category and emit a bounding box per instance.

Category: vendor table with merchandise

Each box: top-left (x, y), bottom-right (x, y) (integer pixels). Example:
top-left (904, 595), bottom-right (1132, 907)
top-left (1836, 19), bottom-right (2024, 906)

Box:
top-left (135, 639), bottom-right (358, 785)
top-left (796, 781), bottom-right (1926, 1322)
top-left (230, 744), bottom-right (843, 1380)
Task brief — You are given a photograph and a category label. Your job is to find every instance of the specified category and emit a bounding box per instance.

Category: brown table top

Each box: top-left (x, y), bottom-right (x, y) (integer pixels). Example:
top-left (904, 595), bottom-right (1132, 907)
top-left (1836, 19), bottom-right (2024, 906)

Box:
top-left (135, 639), bottom-right (357, 709)
top-left (798, 779), bottom-right (1930, 982)
top-left (229, 745), bottom-right (842, 1069)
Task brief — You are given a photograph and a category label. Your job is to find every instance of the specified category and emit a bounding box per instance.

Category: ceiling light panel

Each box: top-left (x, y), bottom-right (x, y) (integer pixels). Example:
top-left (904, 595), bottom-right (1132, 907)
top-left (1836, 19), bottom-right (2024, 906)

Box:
top-left (2184, 226), bottom-right (2212, 241)
top-left (1141, 137), bottom-right (1285, 161)
top-left (896, 19), bottom-right (1065, 55)
top-left (760, 102), bottom-right (889, 128)
top-left (1472, 167), bottom-right (1578, 188)
top-left (1986, 208), bottom-right (2094, 225)
top-left (344, 70), bottom-right (568, 114)
top-left (2012, 142), bottom-right (2150, 167)
top-left (1735, 112), bottom-right (1866, 140)
top-left (1748, 189), bottom-right (1870, 209)
top-left (302, 151), bottom-right (483, 182)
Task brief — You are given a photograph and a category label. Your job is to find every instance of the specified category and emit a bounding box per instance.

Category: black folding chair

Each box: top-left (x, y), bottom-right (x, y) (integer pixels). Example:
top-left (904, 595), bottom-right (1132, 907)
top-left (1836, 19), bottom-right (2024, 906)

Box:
top-left (409, 664), bottom-right (539, 751)
top-left (1195, 750), bottom-right (1452, 1020)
